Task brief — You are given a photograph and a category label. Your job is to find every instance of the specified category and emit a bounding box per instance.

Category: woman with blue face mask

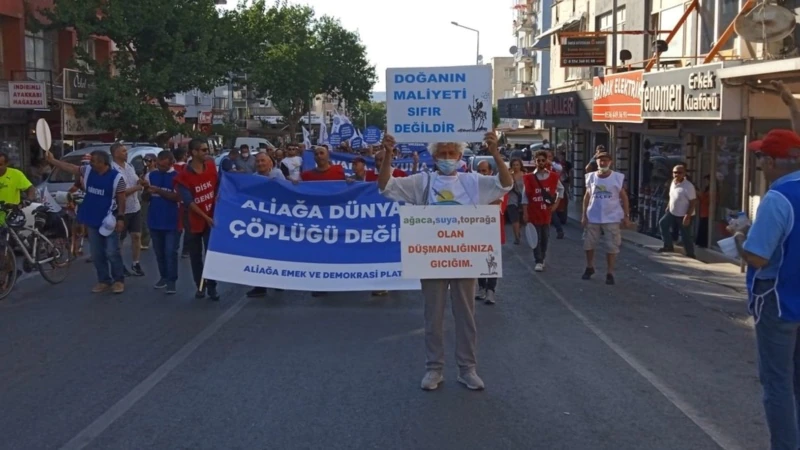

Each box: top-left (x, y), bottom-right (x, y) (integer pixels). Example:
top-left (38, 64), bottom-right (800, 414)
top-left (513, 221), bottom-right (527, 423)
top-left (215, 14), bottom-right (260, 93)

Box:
top-left (377, 132), bottom-right (513, 392)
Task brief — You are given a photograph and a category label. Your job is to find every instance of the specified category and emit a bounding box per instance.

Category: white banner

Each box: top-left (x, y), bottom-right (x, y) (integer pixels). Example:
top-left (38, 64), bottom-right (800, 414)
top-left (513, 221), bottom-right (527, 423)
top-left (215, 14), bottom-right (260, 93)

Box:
top-left (386, 65), bottom-right (492, 143)
top-left (399, 205), bottom-right (502, 279)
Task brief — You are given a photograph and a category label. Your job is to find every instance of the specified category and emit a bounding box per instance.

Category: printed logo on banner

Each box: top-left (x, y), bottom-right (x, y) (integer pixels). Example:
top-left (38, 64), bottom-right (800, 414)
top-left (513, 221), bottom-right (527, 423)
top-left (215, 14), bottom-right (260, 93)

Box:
top-left (339, 124), bottom-right (355, 140)
top-left (363, 126), bottom-right (382, 144)
top-left (398, 205), bottom-right (503, 279)
top-left (203, 173), bottom-right (421, 292)
top-left (386, 65), bottom-right (493, 143)
top-left (329, 133), bottom-right (342, 146)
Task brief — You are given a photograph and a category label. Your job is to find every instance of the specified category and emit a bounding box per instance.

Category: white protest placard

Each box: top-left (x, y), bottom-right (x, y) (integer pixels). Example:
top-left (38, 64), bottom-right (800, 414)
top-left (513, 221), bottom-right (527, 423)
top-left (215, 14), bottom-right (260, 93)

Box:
top-left (386, 65), bottom-right (493, 143)
top-left (399, 205), bottom-right (502, 279)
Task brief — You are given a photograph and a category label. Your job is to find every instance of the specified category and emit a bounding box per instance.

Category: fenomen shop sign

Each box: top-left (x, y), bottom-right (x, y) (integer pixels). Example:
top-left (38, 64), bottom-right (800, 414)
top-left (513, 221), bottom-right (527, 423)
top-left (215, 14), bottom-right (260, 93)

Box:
top-left (641, 63), bottom-right (725, 120)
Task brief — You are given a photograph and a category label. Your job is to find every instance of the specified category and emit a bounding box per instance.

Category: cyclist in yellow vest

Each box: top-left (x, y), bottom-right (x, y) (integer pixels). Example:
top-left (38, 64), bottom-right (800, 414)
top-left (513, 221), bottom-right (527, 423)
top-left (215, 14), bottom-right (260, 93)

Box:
top-left (0, 152), bottom-right (35, 206)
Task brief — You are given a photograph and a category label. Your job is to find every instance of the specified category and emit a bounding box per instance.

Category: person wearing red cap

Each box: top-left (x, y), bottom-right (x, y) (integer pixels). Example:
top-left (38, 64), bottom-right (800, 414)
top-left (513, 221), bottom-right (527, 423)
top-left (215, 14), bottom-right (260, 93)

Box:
top-left (734, 127), bottom-right (800, 450)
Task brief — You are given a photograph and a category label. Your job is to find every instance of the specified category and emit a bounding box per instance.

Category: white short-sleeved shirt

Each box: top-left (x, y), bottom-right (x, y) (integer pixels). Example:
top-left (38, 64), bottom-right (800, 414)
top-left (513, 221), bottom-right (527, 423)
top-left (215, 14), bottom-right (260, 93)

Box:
top-left (585, 171), bottom-right (625, 224)
top-left (380, 172), bottom-right (510, 206)
top-left (668, 179), bottom-right (697, 216)
top-left (111, 161), bottom-right (141, 214)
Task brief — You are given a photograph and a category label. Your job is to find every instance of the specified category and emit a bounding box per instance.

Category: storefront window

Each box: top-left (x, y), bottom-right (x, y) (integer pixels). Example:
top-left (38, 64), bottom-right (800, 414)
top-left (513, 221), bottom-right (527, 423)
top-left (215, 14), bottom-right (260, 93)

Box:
top-left (709, 136), bottom-right (744, 245)
top-left (637, 137), bottom-right (685, 237)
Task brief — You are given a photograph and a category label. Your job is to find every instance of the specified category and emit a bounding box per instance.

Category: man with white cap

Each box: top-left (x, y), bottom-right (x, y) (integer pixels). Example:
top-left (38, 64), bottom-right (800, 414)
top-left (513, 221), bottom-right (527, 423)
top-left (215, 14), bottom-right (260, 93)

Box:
top-left (734, 128), bottom-right (800, 450)
top-left (378, 131), bottom-right (512, 391)
top-left (45, 150), bottom-right (127, 294)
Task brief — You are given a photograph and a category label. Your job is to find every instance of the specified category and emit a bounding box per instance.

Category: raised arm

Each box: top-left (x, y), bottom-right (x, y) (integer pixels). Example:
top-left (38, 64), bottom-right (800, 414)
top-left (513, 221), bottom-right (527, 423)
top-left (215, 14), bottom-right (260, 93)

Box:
top-left (44, 151), bottom-right (80, 176)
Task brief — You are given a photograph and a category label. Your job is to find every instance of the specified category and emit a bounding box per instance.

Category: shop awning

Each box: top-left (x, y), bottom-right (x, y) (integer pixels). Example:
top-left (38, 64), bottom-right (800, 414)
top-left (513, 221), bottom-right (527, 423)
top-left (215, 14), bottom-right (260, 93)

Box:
top-left (532, 13), bottom-right (585, 50)
top-left (717, 58), bottom-right (800, 81)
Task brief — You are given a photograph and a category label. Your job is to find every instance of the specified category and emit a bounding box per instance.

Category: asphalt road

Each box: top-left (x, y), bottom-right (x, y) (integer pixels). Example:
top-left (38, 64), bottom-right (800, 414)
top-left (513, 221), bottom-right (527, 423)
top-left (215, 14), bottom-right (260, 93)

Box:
top-left (0, 224), bottom-right (766, 450)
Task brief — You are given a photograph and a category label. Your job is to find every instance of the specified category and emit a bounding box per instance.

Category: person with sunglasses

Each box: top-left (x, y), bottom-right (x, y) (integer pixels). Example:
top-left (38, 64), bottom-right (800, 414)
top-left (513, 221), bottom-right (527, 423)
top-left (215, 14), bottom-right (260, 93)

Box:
top-left (657, 163), bottom-right (697, 258)
top-left (174, 139), bottom-right (220, 301)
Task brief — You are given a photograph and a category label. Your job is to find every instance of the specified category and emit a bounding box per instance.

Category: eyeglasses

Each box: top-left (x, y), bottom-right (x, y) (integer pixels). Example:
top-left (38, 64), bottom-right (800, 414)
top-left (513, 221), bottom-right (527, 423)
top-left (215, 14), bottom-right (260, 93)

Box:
top-left (673, 171), bottom-right (684, 174)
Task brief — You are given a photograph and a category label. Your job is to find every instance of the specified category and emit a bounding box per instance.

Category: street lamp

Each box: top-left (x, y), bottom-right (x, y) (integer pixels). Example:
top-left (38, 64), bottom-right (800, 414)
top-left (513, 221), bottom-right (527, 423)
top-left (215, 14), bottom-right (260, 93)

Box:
top-left (450, 21), bottom-right (480, 65)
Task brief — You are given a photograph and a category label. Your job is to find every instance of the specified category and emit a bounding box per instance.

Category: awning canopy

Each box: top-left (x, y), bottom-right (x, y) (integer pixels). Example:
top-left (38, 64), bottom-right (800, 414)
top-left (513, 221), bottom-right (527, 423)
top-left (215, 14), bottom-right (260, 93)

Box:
top-left (532, 13), bottom-right (585, 50)
top-left (717, 58), bottom-right (800, 81)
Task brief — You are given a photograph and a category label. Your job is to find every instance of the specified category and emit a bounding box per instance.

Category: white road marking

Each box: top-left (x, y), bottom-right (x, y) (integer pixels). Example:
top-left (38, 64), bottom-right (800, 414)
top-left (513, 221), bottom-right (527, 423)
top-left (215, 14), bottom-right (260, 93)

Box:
top-left (512, 252), bottom-right (745, 450)
top-left (59, 294), bottom-right (251, 450)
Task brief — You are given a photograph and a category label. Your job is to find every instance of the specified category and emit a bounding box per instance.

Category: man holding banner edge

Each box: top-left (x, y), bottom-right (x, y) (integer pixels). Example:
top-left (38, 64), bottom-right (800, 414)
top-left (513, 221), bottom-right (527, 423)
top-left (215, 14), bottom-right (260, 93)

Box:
top-left (378, 131), bottom-right (512, 391)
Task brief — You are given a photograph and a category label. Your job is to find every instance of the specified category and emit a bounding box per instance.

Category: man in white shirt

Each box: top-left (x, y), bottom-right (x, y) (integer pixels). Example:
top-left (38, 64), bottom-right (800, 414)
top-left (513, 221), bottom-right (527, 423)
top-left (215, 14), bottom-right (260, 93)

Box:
top-left (378, 132), bottom-right (512, 392)
top-left (658, 164), bottom-right (697, 258)
top-left (581, 150), bottom-right (631, 285)
top-left (110, 143), bottom-right (145, 277)
top-left (281, 145), bottom-right (304, 181)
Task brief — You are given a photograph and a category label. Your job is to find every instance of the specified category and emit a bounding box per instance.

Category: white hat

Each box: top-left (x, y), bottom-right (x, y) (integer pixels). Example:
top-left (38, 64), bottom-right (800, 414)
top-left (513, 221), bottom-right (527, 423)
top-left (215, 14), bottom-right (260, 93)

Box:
top-left (99, 214), bottom-right (116, 237)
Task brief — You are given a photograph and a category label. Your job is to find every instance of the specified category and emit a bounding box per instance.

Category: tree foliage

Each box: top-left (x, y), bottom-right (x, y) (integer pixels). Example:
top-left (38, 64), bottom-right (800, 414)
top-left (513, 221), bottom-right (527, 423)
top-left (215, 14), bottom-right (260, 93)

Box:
top-left (492, 106), bottom-right (500, 129)
top-left (30, 0), bottom-right (247, 140)
top-left (350, 100), bottom-right (387, 130)
top-left (239, 0), bottom-right (377, 141)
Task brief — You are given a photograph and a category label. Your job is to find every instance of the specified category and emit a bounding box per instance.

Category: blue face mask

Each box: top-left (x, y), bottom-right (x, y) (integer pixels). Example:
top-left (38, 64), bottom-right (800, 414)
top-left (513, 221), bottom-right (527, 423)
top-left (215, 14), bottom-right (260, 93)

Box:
top-left (437, 159), bottom-right (459, 175)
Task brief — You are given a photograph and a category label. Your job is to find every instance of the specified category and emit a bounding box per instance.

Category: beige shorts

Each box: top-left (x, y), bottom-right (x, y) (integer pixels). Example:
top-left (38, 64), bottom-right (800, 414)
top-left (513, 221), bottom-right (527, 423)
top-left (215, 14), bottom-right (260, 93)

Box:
top-left (583, 223), bottom-right (622, 254)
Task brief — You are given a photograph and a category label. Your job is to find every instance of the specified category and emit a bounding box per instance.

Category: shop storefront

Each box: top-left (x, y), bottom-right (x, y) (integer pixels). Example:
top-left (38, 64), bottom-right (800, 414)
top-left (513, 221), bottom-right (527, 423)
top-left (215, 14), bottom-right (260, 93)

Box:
top-left (498, 93), bottom-right (583, 147)
top-left (719, 59), bottom-right (800, 222)
top-left (499, 91), bottom-right (592, 202)
top-left (591, 71), bottom-right (644, 210)
top-left (628, 62), bottom-right (745, 248)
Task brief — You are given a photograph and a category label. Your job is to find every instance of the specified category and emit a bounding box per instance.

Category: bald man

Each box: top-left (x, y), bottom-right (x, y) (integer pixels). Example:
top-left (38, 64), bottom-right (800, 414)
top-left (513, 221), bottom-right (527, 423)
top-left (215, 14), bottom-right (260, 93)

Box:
top-left (301, 146), bottom-right (346, 181)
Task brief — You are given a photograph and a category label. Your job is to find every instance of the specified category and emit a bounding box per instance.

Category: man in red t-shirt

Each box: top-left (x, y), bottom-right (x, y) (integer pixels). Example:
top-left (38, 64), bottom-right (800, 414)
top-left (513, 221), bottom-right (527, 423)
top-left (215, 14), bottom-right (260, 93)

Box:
top-left (522, 150), bottom-right (561, 272)
top-left (174, 138), bottom-right (219, 301)
top-left (301, 146), bottom-right (346, 181)
top-left (364, 150), bottom-right (416, 181)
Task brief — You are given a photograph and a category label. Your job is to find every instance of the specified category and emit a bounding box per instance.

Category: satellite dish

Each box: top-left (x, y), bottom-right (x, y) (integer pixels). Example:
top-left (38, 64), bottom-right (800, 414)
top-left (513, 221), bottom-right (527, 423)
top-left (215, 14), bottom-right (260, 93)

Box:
top-left (735, 4), bottom-right (796, 42)
top-left (35, 118), bottom-right (52, 153)
top-left (509, 45), bottom-right (518, 55)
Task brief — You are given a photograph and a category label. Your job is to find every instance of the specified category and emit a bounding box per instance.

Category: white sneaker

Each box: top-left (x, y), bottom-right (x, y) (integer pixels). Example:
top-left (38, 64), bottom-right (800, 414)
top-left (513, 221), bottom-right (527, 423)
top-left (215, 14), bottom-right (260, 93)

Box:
top-left (420, 370), bottom-right (444, 390)
top-left (484, 290), bottom-right (496, 305)
top-left (457, 371), bottom-right (485, 390)
top-left (475, 287), bottom-right (486, 300)
top-left (534, 263), bottom-right (544, 272)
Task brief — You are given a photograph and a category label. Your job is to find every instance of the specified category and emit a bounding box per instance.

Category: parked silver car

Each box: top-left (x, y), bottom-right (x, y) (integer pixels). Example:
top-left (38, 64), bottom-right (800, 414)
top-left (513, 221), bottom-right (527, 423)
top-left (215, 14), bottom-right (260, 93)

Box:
top-left (37, 144), bottom-right (163, 195)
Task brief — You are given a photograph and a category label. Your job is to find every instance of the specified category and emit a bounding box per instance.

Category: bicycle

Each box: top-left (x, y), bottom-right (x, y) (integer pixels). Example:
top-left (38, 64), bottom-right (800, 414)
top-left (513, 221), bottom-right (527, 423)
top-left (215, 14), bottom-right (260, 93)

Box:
top-left (0, 201), bottom-right (71, 300)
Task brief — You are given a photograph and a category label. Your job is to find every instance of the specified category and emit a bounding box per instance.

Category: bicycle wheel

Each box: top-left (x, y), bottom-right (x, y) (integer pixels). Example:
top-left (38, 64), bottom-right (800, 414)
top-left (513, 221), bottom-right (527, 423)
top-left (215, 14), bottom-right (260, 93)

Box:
top-left (37, 218), bottom-right (71, 284)
top-left (0, 244), bottom-right (17, 300)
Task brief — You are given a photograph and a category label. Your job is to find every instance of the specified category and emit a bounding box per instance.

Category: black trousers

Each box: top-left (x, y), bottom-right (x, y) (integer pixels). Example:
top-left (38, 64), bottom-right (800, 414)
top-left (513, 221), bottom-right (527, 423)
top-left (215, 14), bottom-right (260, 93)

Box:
top-left (187, 228), bottom-right (216, 289)
top-left (534, 224), bottom-right (550, 263)
top-left (478, 278), bottom-right (497, 291)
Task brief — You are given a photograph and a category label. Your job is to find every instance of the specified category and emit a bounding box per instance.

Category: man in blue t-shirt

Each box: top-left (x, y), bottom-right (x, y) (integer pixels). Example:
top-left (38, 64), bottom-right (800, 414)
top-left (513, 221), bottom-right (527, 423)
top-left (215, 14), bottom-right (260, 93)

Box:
top-left (46, 150), bottom-right (127, 294)
top-left (141, 150), bottom-right (181, 294)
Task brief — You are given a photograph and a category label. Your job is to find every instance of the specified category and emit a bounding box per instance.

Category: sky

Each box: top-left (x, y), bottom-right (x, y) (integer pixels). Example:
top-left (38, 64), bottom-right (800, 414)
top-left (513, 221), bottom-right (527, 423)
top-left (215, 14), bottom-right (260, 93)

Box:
top-left (223, 0), bottom-right (513, 92)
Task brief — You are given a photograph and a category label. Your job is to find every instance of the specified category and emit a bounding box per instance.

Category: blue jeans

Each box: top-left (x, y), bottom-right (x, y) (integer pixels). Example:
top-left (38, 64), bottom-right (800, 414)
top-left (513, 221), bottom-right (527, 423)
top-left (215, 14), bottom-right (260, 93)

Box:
top-left (151, 229), bottom-right (179, 282)
top-left (754, 280), bottom-right (800, 450)
top-left (87, 226), bottom-right (124, 284)
top-left (659, 212), bottom-right (696, 257)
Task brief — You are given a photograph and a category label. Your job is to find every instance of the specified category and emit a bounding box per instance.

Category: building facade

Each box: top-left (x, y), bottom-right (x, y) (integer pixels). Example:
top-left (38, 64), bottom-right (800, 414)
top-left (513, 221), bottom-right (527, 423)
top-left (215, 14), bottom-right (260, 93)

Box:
top-left (511, 0), bottom-right (552, 132)
top-left (2, 0), bottom-right (115, 169)
top-left (500, 0), bottom-right (800, 254)
top-left (491, 56), bottom-right (515, 107)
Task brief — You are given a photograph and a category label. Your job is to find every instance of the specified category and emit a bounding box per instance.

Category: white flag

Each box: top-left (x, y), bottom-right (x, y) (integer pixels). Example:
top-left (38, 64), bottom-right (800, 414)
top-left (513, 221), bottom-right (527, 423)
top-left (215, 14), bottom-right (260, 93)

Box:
top-left (319, 120), bottom-right (328, 146)
top-left (302, 126), bottom-right (312, 149)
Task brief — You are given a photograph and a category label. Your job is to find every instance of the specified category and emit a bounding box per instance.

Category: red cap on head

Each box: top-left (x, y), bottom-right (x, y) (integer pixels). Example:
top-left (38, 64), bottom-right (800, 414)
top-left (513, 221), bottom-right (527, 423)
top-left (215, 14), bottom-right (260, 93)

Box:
top-left (748, 129), bottom-right (800, 159)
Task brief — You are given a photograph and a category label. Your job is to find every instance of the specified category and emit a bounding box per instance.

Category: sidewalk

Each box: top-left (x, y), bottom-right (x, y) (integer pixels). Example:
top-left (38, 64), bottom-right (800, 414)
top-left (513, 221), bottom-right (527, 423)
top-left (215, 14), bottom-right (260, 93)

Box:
top-left (566, 203), bottom-right (745, 294)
